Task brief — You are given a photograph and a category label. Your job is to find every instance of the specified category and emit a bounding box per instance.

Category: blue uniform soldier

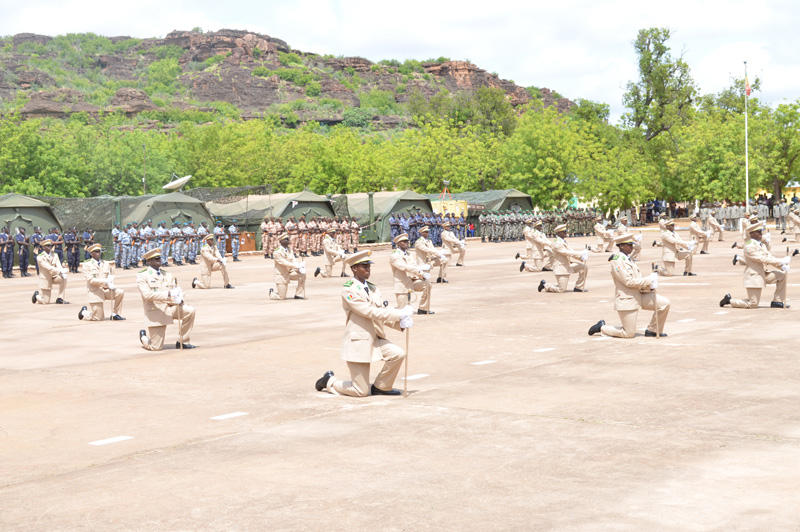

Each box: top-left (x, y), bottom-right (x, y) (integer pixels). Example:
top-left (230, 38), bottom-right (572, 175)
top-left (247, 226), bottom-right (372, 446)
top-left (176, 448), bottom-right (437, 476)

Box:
top-left (155, 222), bottom-right (170, 264)
top-left (15, 227), bottom-right (31, 277)
top-left (228, 220), bottom-right (241, 261)
top-left (31, 227), bottom-right (43, 275)
top-left (170, 222), bottom-right (184, 265)
top-left (120, 224), bottom-right (133, 269)
top-left (0, 227), bottom-right (12, 278)
top-left (64, 227), bottom-right (80, 273)
top-left (389, 213), bottom-right (399, 248)
top-left (111, 224), bottom-right (122, 267)
top-left (82, 228), bottom-right (94, 260)
top-left (214, 221), bottom-right (227, 258)
top-left (50, 228), bottom-right (64, 263)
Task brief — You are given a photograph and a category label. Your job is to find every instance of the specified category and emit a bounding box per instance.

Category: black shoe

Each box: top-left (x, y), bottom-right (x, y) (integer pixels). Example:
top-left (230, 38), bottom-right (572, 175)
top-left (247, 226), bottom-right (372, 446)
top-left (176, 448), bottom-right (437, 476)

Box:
top-left (192, 277), bottom-right (198, 289)
top-left (225, 284), bottom-right (234, 289)
top-left (31, 290), bottom-right (38, 304)
top-left (519, 262), bottom-right (525, 272)
top-left (588, 320), bottom-right (605, 335)
top-left (456, 263), bottom-right (463, 267)
top-left (731, 242), bottom-right (737, 248)
top-left (233, 258), bottom-right (241, 262)
top-left (55, 298), bottom-right (68, 304)
top-left (370, 385), bottom-right (402, 396)
top-left (542, 267), bottom-right (552, 272)
top-left (294, 295), bottom-right (305, 300)
top-left (139, 329), bottom-right (149, 346)
top-left (340, 273), bottom-right (350, 277)
top-left (732, 255), bottom-right (738, 266)
top-left (268, 288), bottom-right (274, 298)
top-left (720, 293), bottom-right (731, 307)
top-left (436, 277), bottom-right (442, 283)
top-left (782, 237), bottom-right (787, 242)
top-left (78, 305), bottom-right (88, 320)
top-left (794, 249), bottom-right (799, 257)
top-left (770, 301), bottom-right (786, 308)
top-left (700, 251), bottom-right (708, 254)
top-left (417, 309), bottom-right (435, 315)
top-left (683, 271), bottom-right (696, 276)
top-left (515, 252), bottom-right (520, 259)
top-left (111, 314), bottom-right (126, 320)
top-left (538, 279), bottom-right (546, 292)
top-left (573, 288), bottom-right (585, 292)
top-left (644, 330), bottom-right (667, 337)
top-left (175, 341), bottom-right (196, 349)
top-left (314, 267), bottom-right (321, 278)
top-left (264, 253), bottom-right (269, 259)
top-left (124, 266), bottom-right (130, 270)
top-left (315, 370), bottom-right (334, 391)
top-left (652, 240), bottom-right (657, 247)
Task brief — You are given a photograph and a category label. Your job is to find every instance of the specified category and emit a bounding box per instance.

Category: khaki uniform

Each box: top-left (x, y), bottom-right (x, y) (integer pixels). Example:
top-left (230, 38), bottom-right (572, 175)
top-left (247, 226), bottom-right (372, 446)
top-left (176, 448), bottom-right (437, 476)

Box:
top-left (600, 251), bottom-right (669, 337)
top-left (729, 239), bottom-right (787, 308)
top-left (137, 267), bottom-right (195, 351)
top-left (659, 229), bottom-right (693, 275)
top-left (326, 279), bottom-right (406, 397)
top-left (441, 229), bottom-right (465, 266)
top-left (788, 211), bottom-right (800, 241)
top-left (81, 258), bottom-right (123, 320)
top-left (689, 221), bottom-right (710, 253)
top-left (414, 235), bottom-right (448, 280)
top-left (285, 220), bottom-right (298, 251)
top-left (708, 215), bottom-right (724, 241)
top-left (616, 223), bottom-right (641, 260)
top-left (543, 236), bottom-right (587, 292)
top-left (593, 222), bottom-right (614, 252)
top-left (194, 242), bottom-right (231, 288)
top-left (260, 221), bottom-right (270, 253)
top-left (520, 225), bottom-right (535, 260)
top-left (35, 251), bottom-right (67, 304)
top-left (389, 248), bottom-right (431, 311)
top-left (530, 227), bottom-right (554, 270)
top-left (270, 245), bottom-right (306, 299)
top-left (297, 220), bottom-right (308, 253)
top-left (322, 234), bottom-right (346, 277)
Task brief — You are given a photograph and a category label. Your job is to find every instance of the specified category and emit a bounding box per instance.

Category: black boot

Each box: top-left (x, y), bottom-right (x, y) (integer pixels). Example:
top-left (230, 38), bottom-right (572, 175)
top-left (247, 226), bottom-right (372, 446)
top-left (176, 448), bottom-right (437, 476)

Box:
top-left (719, 293), bottom-right (731, 307)
top-left (588, 320), bottom-right (605, 335)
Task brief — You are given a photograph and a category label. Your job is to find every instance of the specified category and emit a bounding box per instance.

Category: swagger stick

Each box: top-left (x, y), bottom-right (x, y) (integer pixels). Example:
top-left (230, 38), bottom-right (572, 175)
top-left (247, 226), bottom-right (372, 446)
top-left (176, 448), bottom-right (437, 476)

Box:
top-left (403, 289), bottom-right (411, 397)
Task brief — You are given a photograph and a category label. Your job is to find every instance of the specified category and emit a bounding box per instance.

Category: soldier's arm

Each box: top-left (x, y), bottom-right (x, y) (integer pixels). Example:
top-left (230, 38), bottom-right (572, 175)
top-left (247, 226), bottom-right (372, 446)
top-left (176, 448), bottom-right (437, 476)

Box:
top-left (137, 276), bottom-right (171, 304)
top-left (342, 289), bottom-right (403, 325)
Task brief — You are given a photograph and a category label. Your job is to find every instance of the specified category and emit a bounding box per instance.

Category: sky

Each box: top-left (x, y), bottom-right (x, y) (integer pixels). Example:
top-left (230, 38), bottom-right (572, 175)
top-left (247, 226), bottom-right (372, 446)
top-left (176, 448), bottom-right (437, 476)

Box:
top-left (1, 0), bottom-right (798, 123)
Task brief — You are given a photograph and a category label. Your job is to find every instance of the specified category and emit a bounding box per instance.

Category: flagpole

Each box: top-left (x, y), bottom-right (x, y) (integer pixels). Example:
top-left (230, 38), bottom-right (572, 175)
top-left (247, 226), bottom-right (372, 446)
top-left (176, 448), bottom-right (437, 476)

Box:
top-left (744, 61), bottom-right (750, 215)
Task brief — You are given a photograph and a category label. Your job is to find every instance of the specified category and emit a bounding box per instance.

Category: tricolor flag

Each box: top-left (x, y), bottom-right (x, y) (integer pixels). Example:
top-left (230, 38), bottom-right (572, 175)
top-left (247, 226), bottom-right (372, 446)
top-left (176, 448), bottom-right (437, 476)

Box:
top-left (745, 75), bottom-right (751, 96)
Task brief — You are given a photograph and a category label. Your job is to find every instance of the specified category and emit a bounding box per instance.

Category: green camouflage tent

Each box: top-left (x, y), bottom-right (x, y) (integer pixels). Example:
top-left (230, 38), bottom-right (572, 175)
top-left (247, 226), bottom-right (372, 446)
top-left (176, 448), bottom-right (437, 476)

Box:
top-left (206, 190), bottom-right (335, 225)
top-left (0, 194), bottom-right (62, 265)
top-left (339, 191), bottom-right (433, 242)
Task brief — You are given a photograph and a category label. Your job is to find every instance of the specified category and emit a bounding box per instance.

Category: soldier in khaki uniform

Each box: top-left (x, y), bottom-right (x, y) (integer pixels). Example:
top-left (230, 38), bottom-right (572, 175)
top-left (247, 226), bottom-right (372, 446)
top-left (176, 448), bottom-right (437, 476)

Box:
top-left (588, 233), bottom-right (669, 338)
top-left (520, 219), bottom-right (553, 273)
top-left (315, 228), bottom-right (347, 278)
top-left (592, 216), bottom-right (614, 252)
top-left (260, 217), bottom-right (270, 258)
top-left (78, 244), bottom-right (125, 321)
top-left (538, 224), bottom-right (588, 293)
top-left (516, 219), bottom-right (535, 261)
top-left (414, 226), bottom-right (449, 283)
top-left (137, 248), bottom-right (196, 351)
top-left (615, 215), bottom-right (642, 260)
top-left (32, 239), bottom-right (69, 305)
top-left (657, 219), bottom-right (696, 276)
top-left (688, 214), bottom-right (711, 254)
top-left (720, 221), bottom-right (790, 309)
top-left (441, 221), bottom-right (466, 267)
top-left (192, 235), bottom-right (234, 290)
top-left (708, 209), bottom-right (725, 241)
top-left (315, 250), bottom-right (414, 397)
top-left (269, 233), bottom-right (306, 300)
top-left (390, 233), bottom-right (433, 314)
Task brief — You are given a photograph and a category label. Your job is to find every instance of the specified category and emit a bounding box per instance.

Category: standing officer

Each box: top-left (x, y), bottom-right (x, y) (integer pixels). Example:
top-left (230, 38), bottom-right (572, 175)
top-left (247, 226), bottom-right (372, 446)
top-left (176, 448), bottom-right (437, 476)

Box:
top-left (155, 221), bottom-right (170, 265)
top-left (78, 244), bottom-right (125, 321)
top-left (390, 233), bottom-right (433, 314)
top-left (0, 227), bottom-right (12, 278)
top-left (213, 220), bottom-right (227, 258)
top-left (227, 219), bottom-right (241, 261)
top-left (192, 234), bottom-right (234, 289)
top-left (314, 250), bottom-right (414, 397)
top-left (32, 239), bottom-right (68, 304)
top-left (720, 220), bottom-right (790, 309)
top-left (479, 211), bottom-right (487, 242)
top-left (269, 233), bottom-right (306, 300)
top-left (183, 221), bottom-right (197, 264)
top-left (170, 222), bottom-right (184, 266)
top-left (112, 223), bottom-right (122, 267)
top-left (588, 233), bottom-right (669, 338)
top-left (64, 227), bottom-right (80, 273)
top-left (50, 227), bottom-right (65, 264)
top-left (15, 227), bottom-right (31, 277)
top-left (81, 227), bottom-right (94, 259)
top-left (137, 248), bottom-right (196, 351)
top-left (31, 227), bottom-right (44, 275)
top-left (389, 212), bottom-right (399, 247)
top-left (120, 224), bottom-right (133, 269)
top-left (538, 223), bottom-right (588, 293)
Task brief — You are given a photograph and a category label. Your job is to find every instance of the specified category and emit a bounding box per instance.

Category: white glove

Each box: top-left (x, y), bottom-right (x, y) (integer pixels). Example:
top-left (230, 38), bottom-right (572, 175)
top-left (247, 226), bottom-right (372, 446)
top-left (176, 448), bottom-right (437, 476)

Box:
top-left (399, 305), bottom-right (414, 318)
top-left (461, 241), bottom-right (467, 248)
top-left (399, 315), bottom-right (414, 329)
top-left (168, 287), bottom-right (184, 304)
top-left (298, 263), bottom-right (306, 275)
top-left (781, 264), bottom-right (791, 273)
top-left (580, 250), bottom-right (589, 262)
top-left (422, 272), bottom-right (431, 280)
top-left (220, 257), bottom-right (227, 265)
top-left (764, 232), bottom-right (771, 243)
top-left (687, 241), bottom-right (696, 251)
top-left (60, 271), bottom-right (68, 280)
top-left (634, 233), bottom-right (642, 242)
top-left (649, 272), bottom-right (659, 290)
top-left (338, 251), bottom-right (345, 258)
top-left (781, 256), bottom-right (791, 266)
top-left (419, 263), bottom-right (431, 271)
top-left (106, 275), bottom-right (115, 290)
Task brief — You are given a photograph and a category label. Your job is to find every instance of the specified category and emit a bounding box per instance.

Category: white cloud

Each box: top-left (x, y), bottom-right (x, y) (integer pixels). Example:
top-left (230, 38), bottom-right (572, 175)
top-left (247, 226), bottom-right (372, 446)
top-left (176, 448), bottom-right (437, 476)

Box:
top-left (1, 0), bottom-right (798, 122)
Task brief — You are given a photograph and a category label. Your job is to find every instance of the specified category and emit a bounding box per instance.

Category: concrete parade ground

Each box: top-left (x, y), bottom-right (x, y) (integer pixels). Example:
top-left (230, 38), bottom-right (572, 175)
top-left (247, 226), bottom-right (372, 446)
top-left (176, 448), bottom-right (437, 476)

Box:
top-left (1, 224), bottom-right (800, 530)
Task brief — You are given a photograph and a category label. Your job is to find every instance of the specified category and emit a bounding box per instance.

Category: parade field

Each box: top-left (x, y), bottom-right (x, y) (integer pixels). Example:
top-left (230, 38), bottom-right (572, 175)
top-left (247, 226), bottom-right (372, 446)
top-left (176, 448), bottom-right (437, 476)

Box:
top-left (2, 229), bottom-right (800, 530)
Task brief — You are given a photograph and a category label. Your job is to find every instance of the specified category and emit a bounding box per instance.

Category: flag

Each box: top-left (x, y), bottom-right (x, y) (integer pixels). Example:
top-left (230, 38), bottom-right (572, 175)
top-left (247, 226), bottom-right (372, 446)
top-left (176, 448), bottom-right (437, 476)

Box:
top-left (745, 75), bottom-right (751, 96)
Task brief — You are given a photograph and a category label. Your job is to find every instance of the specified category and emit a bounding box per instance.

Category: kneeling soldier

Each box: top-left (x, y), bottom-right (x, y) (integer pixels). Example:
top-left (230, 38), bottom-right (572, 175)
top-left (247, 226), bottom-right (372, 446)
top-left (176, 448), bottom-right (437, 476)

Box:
top-left (315, 250), bottom-right (414, 397)
top-left (78, 244), bottom-right (125, 321)
top-left (192, 234), bottom-right (234, 289)
top-left (137, 248), bottom-right (196, 351)
top-left (32, 239), bottom-right (69, 305)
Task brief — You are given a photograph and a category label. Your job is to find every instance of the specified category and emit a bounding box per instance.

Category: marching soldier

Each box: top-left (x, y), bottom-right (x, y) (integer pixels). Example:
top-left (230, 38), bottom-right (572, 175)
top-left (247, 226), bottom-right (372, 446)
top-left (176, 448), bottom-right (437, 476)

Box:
top-left (314, 250), bottom-right (414, 397)
top-left (390, 233), bottom-right (433, 314)
top-left (414, 226), bottom-right (449, 283)
top-left (516, 218), bottom-right (535, 261)
top-left (32, 239), bottom-right (68, 305)
top-left (137, 248), bottom-right (196, 351)
top-left (656, 219), bottom-right (696, 276)
top-left (192, 235), bottom-right (234, 289)
top-left (315, 228), bottom-right (347, 278)
top-left (441, 221), bottom-right (466, 267)
top-left (588, 233), bottom-right (669, 338)
top-left (538, 223), bottom-right (588, 293)
top-left (78, 244), bottom-right (125, 321)
top-left (269, 233), bottom-right (306, 300)
top-left (720, 220), bottom-right (791, 309)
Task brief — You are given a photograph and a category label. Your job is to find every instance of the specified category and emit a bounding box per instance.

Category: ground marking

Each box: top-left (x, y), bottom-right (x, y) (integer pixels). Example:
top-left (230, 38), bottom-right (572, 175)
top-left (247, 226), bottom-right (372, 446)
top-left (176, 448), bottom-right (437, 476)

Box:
top-left (677, 318), bottom-right (696, 323)
top-left (403, 373), bottom-right (430, 381)
top-left (657, 282), bottom-right (711, 286)
top-left (210, 411), bottom-right (248, 420)
top-left (533, 347), bottom-right (556, 353)
top-left (470, 360), bottom-right (497, 366)
top-left (89, 435), bottom-right (133, 446)
top-left (598, 300), bottom-right (608, 303)
top-left (714, 311), bottom-right (729, 315)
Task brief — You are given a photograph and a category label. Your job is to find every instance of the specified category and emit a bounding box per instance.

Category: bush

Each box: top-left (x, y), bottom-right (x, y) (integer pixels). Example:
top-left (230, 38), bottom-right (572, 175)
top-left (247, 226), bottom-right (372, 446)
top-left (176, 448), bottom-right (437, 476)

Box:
top-left (398, 59), bottom-right (423, 75)
top-left (202, 54), bottom-right (226, 69)
top-left (252, 47), bottom-right (262, 58)
top-left (275, 68), bottom-right (316, 86)
top-left (252, 66), bottom-right (271, 77)
top-left (342, 107), bottom-right (372, 128)
top-left (150, 44), bottom-right (185, 61)
top-left (278, 52), bottom-right (303, 66)
top-left (359, 89), bottom-right (398, 114)
top-left (305, 81), bottom-right (322, 97)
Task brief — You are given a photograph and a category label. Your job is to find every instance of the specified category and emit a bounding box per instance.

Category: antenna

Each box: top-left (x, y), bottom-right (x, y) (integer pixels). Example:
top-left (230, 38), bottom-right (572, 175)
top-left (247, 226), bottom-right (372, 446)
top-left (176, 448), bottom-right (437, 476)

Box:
top-left (162, 174), bottom-right (193, 191)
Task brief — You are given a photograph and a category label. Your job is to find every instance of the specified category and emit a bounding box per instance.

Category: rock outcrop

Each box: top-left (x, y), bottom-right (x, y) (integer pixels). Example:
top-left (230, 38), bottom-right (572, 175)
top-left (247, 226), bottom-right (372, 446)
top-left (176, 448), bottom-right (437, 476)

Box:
top-left (20, 89), bottom-right (100, 118)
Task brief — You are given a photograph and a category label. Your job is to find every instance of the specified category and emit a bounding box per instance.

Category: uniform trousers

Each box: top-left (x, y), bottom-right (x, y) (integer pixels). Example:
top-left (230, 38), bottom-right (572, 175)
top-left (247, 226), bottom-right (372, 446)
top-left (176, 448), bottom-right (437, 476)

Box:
top-left (141, 304), bottom-right (196, 351)
top-left (231, 237), bottom-right (240, 258)
top-left (660, 252), bottom-right (693, 276)
top-left (36, 278), bottom-right (66, 304)
top-left (395, 280), bottom-right (431, 311)
top-left (730, 272), bottom-right (786, 308)
top-left (83, 289), bottom-right (124, 320)
top-left (329, 340), bottom-right (406, 397)
top-left (448, 246), bottom-right (465, 265)
top-left (322, 254), bottom-right (345, 277)
top-left (270, 272), bottom-right (306, 299)
top-left (601, 295), bottom-right (670, 337)
top-left (18, 248), bottom-right (28, 274)
top-left (544, 264), bottom-right (587, 292)
top-left (195, 263), bottom-right (231, 288)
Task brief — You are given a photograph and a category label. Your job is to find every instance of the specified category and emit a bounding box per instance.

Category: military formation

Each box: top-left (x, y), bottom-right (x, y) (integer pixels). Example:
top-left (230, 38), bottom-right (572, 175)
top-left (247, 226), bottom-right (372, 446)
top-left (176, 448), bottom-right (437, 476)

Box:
top-left (388, 212), bottom-right (468, 248)
top-left (260, 216), bottom-right (360, 259)
top-left (478, 208), bottom-right (601, 243)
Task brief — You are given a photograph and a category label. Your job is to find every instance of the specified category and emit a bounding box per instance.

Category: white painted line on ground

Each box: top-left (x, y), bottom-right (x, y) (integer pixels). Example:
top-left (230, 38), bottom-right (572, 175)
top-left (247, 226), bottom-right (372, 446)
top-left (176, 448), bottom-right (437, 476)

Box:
top-left (598, 300), bottom-right (608, 303)
top-left (470, 360), bottom-right (497, 366)
top-left (533, 347), bottom-right (556, 353)
top-left (657, 282), bottom-right (711, 286)
top-left (714, 311), bottom-right (729, 315)
top-left (89, 435), bottom-right (133, 446)
top-left (677, 318), bottom-right (696, 323)
top-left (403, 373), bottom-right (430, 381)
top-left (210, 411), bottom-right (248, 420)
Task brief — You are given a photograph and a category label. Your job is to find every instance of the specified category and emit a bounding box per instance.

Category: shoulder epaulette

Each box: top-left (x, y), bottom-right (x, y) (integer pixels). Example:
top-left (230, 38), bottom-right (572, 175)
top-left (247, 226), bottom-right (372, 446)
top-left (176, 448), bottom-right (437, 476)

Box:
top-left (343, 280), bottom-right (354, 287)
top-left (610, 253), bottom-right (619, 261)
top-left (366, 281), bottom-right (376, 290)
top-left (139, 268), bottom-right (147, 273)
